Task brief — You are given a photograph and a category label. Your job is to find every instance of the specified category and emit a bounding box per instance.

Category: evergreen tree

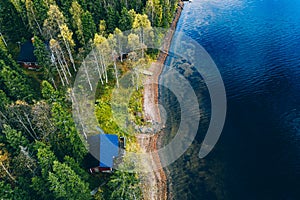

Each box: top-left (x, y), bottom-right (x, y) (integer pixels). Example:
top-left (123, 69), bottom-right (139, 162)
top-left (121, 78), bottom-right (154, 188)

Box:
top-left (0, 181), bottom-right (29, 200)
top-left (0, 61), bottom-right (34, 102)
top-left (33, 36), bottom-right (55, 82)
top-left (0, 90), bottom-right (10, 110)
top-left (81, 10), bottom-right (96, 44)
top-left (3, 124), bottom-right (29, 152)
top-left (119, 7), bottom-right (134, 31)
top-left (106, 168), bottom-right (142, 199)
top-left (50, 102), bottom-right (87, 161)
top-left (48, 161), bottom-right (91, 200)
top-left (106, 5), bottom-right (119, 33)
top-left (0, 0), bottom-right (30, 44)
top-left (41, 80), bottom-right (60, 102)
top-left (31, 141), bottom-right (57, 200)
top-left (70, 1), bottom-right (85, 45)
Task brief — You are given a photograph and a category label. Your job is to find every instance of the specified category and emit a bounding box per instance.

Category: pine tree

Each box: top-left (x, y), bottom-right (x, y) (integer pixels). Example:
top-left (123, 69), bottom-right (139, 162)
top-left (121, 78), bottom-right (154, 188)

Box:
top-left (70, 1), bottom-right (85, 45)
top-left (81, 10), bottom-right (96, 44)
top-left (119, 7), bottom-right (134, 31)
top-left (0, 61), bottom-right (34, 102)
top-left (50, 102), bottom-right (87, 161)
top-left (31, 141), bottom-right (57, 200)
top-left (106, 5), bottom-right (119, 33)
top-left (0, 90), bottom-right (10, 110)
top-left (48, 161), bottom-right (91, 200)
top-left (3, 124), bottom-right (29, 152)
top-left (33, 36), bottom-right (55, 83)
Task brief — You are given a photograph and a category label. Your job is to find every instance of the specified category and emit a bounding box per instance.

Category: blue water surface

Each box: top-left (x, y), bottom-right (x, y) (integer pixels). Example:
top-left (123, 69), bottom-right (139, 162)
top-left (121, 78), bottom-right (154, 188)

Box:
top-left (160, 0), bottom-right (300, 199)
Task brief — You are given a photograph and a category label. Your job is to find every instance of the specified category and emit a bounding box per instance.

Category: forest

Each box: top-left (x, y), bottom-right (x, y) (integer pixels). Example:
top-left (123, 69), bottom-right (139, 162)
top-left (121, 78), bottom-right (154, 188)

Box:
top-left (0, 0), bottom-right (178, 199)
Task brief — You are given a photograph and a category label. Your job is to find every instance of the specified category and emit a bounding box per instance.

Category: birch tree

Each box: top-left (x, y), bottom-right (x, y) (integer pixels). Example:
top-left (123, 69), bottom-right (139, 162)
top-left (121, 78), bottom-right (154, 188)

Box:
top-left (44, 5), bottom-right (76, 74)
top-left (70, 1), bottom-right (84, 45)
top-left (25, 0), bottom-right (48, 36)
top-left (114, 28), bottom-right (127, 62)
top-left (94, 34), bottom-right (110, 83)
top-left (132, 14), bottom-right (152, 58)
top-left (108, 33), bottom-right (119, 87)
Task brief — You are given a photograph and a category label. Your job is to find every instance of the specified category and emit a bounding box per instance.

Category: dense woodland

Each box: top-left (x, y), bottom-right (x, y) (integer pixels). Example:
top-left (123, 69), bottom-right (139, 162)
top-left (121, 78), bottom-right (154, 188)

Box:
top-left (0, 0), bottom-right (178, 199)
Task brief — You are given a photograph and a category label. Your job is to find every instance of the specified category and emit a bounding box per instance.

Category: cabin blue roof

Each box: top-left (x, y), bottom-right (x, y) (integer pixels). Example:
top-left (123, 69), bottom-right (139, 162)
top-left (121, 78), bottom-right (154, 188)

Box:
top-left (99, 134), bottom-right (119, 168)
top-left (17, 41), bottom-right (37, 63)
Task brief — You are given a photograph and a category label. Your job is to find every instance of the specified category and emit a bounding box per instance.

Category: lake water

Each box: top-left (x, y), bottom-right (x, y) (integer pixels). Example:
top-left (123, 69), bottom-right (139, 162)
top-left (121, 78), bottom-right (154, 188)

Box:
top-left (159, 0), bottom-right (300, 199)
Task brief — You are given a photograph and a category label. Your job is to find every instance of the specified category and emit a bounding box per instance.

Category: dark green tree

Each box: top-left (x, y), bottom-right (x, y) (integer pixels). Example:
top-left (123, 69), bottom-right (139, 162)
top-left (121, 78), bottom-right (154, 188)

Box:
top-left (33, 36), bottom-right (55, 82)
top-left (0, 61), bottom-right (34, 102)
top-left (3, 124), bottom-right (29, 152)
top-left (81, 10), bottom-right (96, 44)
top-left (0, 181), bottom-right (30, 200)
top-left (0, 0), bottom-right (30, 46)
top-left (119, 7), bottom-right (134, 31)
top-left (31, 141), bottom-right (57, 200)
top-left (106, 5), bottom-right (119, 33)
top-left (41, 80), bottom-right (60, 103)
top-left (50, 102), bottom-right (87, 161)
top-left (48, 161), bottom-right (91, 200)
top-left (0, 89), bottom-right (10, 110)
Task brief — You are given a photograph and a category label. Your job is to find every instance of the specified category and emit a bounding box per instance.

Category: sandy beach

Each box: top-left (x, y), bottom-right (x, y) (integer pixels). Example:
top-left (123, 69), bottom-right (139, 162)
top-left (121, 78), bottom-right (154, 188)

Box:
top-left (137, 1), bottom-right (184, 199)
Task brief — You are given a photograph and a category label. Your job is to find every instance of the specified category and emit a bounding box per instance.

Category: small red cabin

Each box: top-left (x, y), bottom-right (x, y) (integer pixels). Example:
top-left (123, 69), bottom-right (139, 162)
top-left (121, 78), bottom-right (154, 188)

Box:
top-left (17, 39), bottom-right (40, 70)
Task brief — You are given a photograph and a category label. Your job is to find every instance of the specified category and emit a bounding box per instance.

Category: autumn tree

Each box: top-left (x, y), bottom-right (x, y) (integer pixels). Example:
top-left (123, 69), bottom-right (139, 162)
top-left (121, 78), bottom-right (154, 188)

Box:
top-left (98, 19), bottom-right (106, 36)
top-left (0, 147), bottom-right (16, 183)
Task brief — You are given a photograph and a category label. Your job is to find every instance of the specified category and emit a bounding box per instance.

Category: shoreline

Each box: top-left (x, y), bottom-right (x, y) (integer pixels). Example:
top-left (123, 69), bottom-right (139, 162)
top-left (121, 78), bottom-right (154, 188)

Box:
top-left (138, 1), bottom-right (184, 199)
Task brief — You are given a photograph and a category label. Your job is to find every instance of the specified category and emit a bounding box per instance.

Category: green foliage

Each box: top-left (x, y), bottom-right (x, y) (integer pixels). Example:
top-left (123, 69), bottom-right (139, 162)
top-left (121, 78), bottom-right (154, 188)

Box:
top-left (33, 36), bottom-right (54, 80)
top-left (35, 141), bottom-right (57, 177)
top-left (3, 124), bottom-right (29, 152)
top-left (48, 161), bottom-right (91, 200)
top-left (0, 0), bottom-right (179, 199)
top-left (63, 155), bottom-right (90, 182)
top-left (106, 5), bottom-right (119, 33)
top-left (129, 88), bottom-right (145, 125)
top-left (25, 0), bottom-right (49, 36)
top-left (0, 181), bottom-right (29, 200)
top-left (105, 168), bottom-right (142, 199)
top-left (81, 10), bottom-right (97, 44)
top-left (0, 0), bottom-right (30, 46)
top-left (50, 102), bottom-right (87, 161)
top-left (41, 80), bottom-right (60, 103)
top-left (0, 89), bottom-right (10, 110)
top-left (119, 7), bottom-right (134, 31)
top-left (0, 61), bottom-right (34, 102)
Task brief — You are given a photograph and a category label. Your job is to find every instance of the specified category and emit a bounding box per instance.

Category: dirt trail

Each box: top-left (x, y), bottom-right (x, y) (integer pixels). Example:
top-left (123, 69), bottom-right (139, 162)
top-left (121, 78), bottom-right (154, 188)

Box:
top-left (137, 2), bottom-right (184, 200)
